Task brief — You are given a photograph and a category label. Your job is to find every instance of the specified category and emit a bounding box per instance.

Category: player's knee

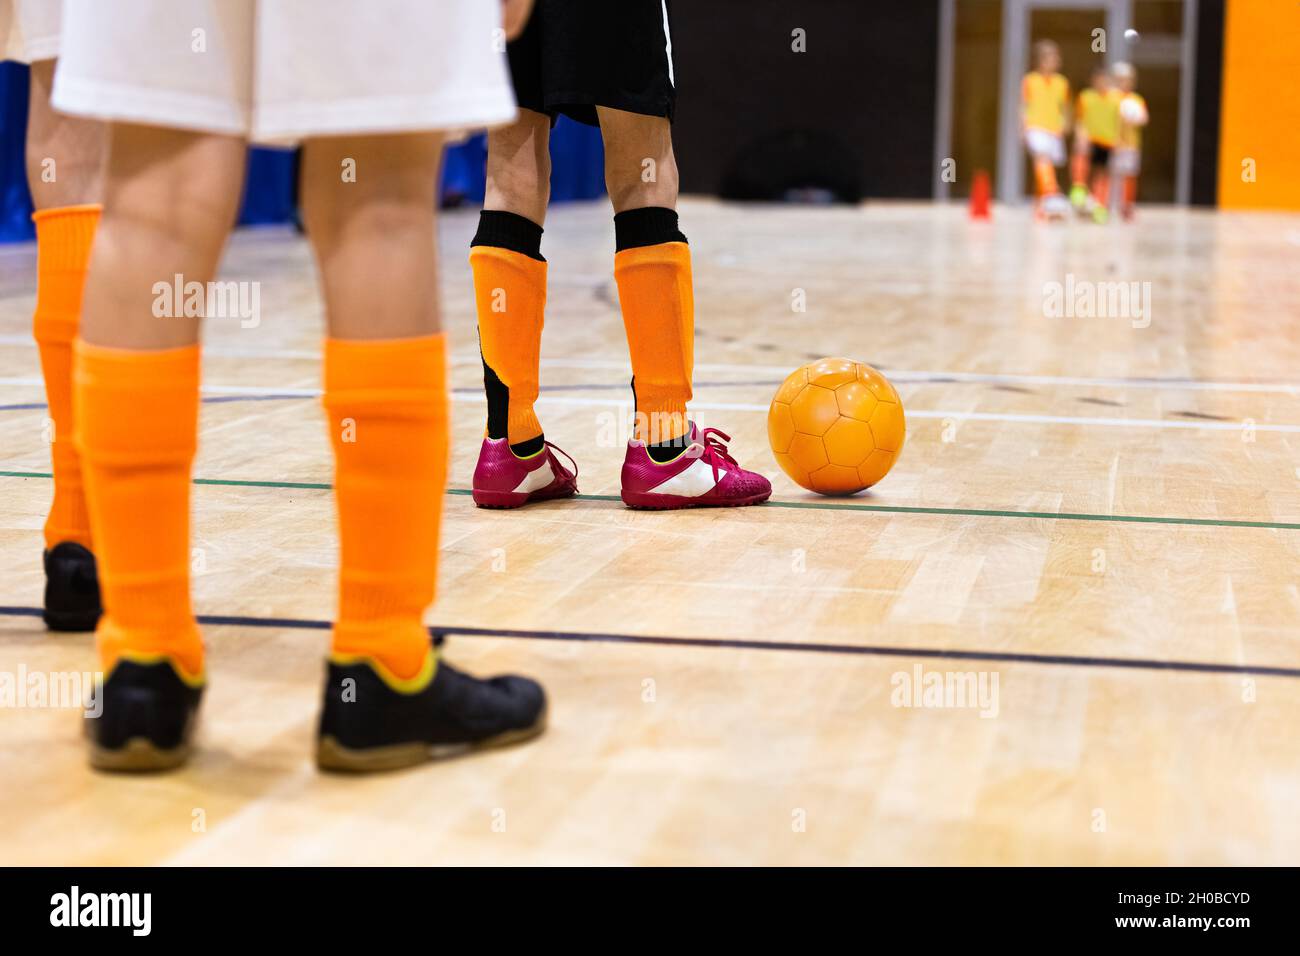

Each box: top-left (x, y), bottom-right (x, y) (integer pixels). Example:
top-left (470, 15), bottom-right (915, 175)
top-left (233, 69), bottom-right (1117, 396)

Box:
top-left (485, 114), bottom-right (551, 204)
top-left (92, 201), bottom-right (230, 277)
top-left (354, 201), bottom-right (432, 240)
top-left (487, 154), bottom-right (551, 213)
top-left (606, 153), bottom-right (678, 211)
top-left (305, 190), bottom-right (432, 249)
top-left (24, 132), bottom-right (51, 187)
top-left (30, 156), bottom-right (103, 207)
top-left (303, 171), bottom-right (431, 246)
top-left (102, 134), bottom-right (245, 248)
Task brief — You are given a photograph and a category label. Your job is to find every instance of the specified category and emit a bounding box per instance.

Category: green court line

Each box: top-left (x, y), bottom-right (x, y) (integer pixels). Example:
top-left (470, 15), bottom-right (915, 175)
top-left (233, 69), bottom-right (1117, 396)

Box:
top-left (196, 477), bottom-right (332, 490)
top-left (4, 469), bottom-right (1298, 531)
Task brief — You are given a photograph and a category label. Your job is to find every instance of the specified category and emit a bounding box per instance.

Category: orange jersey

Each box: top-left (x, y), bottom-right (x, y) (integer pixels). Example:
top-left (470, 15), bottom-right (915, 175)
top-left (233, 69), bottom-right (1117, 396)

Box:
top-left (1023, 71), bottom-right (1069, 134)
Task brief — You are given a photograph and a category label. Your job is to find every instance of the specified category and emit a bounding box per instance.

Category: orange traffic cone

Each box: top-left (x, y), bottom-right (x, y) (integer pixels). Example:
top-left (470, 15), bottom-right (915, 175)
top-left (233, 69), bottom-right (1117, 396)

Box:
top-left (969, 169), bottom-right (991, 220)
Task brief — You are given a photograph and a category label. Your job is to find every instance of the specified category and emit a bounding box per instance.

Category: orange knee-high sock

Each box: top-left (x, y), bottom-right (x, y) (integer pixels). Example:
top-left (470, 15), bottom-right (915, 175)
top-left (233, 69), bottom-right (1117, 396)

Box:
top-left (324, 334), bottom-right (447, 682)
top-left (33, 205), bottom-right (100, 550)
top-left (74, 341), bottom-right (202, 676)
top-left (1092, 170), bottom-right (1111, 207)
top-left (1124, 176), bottom-right (1138, 208)
top-left (613, 211), bottom-right (694, 446)
top-left (1033, 159), bottom-right (1060, 197)
top-left (470, 211), bottom-right (546, 453)
top-left (1070, 152), bottom-right (1088, 188)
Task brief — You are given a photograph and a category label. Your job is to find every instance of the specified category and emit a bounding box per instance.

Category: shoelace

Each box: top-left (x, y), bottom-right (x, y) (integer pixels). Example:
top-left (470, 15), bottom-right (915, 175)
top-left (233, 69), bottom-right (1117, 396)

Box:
top-left (545, 441), bottom-right (579, 487)
top-left (698, 427), bottom-right (738, 485)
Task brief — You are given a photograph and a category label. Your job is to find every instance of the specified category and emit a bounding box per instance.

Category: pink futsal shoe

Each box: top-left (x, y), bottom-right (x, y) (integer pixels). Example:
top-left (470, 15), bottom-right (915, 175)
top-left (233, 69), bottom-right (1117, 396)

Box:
top-left (472, 438), bottom-right (578, 509)
top-left (620, 422), bottom-right (771, 510)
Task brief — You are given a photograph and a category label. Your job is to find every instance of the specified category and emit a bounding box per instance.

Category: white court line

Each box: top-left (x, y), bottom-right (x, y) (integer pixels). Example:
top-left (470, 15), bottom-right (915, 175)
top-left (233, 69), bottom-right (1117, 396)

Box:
top-left (455, 393), bottom-right (1290, 433)
top-left (508, 357), bottom-right (1300, 395)
top-left (0, 378), bottom-right (1291, 433)
top-left (3, 336), bottom-right (1299, 394)
top-left (865, 370), bottom-right (1298, 394)
top-left (204, 345), bottom-right (320, 359)
top-left (904, 409), bottom-right (1267, 432)
top-left (0, 375), bottom-right (1286, 432)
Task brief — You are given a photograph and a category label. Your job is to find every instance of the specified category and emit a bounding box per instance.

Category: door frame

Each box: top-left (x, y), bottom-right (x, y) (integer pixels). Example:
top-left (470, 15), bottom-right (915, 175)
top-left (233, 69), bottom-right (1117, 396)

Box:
top-left (996, 0), bottom-right (1130, 203)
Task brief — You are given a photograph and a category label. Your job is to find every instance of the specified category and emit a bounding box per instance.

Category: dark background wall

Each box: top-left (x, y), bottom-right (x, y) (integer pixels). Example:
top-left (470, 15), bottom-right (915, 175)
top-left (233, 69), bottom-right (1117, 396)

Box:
top-left (671, 0), bottom-right (940, 200)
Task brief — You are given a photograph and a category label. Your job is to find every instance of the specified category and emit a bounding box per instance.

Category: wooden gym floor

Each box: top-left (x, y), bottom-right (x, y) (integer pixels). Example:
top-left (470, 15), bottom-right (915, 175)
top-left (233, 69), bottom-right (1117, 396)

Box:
top-left (2, 198), bottom-right (1299, 865)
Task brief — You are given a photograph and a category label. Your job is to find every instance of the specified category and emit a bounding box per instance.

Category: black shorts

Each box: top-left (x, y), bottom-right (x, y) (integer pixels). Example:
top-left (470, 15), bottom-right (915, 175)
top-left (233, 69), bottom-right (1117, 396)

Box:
top-left (1089, 143), bottom-right (1113, 166)
top-left (507, 0), bottom-right (677, 128)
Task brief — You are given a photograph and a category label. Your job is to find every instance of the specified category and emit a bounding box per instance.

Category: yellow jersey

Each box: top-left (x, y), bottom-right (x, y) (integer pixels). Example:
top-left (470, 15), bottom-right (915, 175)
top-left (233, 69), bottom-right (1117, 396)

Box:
top-left (1022, 71), bottom-right (1069, 135)
top-left (1118, 92), bottom-right (1148, 150)
top-left (1076, 87), bottom-right (1120, 147)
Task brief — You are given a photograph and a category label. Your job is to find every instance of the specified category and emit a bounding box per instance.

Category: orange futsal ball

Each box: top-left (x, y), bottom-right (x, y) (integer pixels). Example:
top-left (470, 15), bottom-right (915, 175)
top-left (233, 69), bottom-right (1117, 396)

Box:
top-left (767, 357), bottom-right (905, 496)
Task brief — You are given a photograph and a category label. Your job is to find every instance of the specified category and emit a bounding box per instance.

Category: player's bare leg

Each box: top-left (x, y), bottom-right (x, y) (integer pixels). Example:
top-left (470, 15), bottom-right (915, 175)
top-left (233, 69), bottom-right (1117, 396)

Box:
top-left (484, 109), bottom-right (552, 226)
top-left (26, 60), bottom-right (105, 207)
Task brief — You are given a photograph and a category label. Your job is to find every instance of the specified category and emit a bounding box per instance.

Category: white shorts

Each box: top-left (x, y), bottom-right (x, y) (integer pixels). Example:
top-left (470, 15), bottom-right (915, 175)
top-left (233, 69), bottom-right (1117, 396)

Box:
top-left (0, 0), bottom-right (60, 63)
top-left (51, 0), bottom-right (516, 144)
top-left (1111, 147), bottom-right (1141, 176)
top-left (1025, 128), bottom-right (1065, 166)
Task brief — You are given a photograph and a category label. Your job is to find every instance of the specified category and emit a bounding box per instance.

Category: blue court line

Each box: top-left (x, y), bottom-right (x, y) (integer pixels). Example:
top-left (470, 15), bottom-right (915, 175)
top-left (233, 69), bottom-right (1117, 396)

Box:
top-left (0, 393), bottom-right (309, 413)
top-left (0, 383), bottom-right (766, 414)
top-left (1, 605), bottom-right (1297, 679)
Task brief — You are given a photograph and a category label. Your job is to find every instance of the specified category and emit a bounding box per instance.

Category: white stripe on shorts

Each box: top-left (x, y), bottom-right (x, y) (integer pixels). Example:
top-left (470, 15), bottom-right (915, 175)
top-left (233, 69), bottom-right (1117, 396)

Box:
top-left (662, 0), bottom-right (674, 87)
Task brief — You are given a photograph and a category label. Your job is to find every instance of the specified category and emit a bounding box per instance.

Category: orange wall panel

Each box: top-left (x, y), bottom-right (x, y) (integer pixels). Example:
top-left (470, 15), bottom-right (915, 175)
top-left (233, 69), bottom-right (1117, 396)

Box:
top-left (1218, 0), bottom-right (1300, 210)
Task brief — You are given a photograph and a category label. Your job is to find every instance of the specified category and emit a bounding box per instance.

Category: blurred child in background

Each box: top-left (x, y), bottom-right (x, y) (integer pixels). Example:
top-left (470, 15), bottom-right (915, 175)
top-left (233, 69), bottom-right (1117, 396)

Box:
top-left (1021, 40), bottom-right (1071, 220)
top-left (1111, 61), bottom-right (1148, 221)
top-left (1070, 65), bottom-right (1119, 223)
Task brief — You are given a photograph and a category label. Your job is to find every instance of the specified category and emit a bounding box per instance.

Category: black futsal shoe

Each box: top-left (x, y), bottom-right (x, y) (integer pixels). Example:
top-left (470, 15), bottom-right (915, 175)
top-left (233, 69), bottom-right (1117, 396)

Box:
top-left (43, 542), bottom-right (102, 632)
top-left (316, 646), bottom-right (547, 772)
top-left (85, 657), bottom-right (205, 772)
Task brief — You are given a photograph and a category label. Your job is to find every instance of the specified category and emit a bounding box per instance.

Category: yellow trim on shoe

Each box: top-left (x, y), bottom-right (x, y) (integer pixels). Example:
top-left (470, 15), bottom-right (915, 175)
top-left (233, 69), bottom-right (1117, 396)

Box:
top-left (641, 436), bottom-right (695, 465)
top-left (110, 651), bottom-right (206, 688)
top-left (328, 645), bottom-right (438, 694)
top-left (511, 444), bottom-right (546, 461)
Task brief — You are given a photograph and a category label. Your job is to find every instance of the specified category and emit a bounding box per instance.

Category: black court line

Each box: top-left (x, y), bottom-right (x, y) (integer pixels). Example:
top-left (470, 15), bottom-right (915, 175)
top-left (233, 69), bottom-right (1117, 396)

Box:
top-left (2, 605), bottom-right (1296, 679)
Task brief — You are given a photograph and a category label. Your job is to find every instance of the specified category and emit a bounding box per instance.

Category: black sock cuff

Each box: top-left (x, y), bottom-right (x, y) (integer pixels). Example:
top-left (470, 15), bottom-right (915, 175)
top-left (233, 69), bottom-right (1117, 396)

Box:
top-left (614, 207), bottom-right (688, 252)
top-left (472, 210), bottom-right (545, 261)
